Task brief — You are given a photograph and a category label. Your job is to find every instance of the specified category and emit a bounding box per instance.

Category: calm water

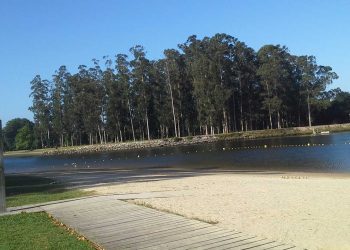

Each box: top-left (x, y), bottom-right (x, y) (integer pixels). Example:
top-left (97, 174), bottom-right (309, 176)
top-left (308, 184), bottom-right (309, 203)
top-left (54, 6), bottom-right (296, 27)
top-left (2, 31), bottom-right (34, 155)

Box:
top-left (4, 132), bottom-right (350, 174)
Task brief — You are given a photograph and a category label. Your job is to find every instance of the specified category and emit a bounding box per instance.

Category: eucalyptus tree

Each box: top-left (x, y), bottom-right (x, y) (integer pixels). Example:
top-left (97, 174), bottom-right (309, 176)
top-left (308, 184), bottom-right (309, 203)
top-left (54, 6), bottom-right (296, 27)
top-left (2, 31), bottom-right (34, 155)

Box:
top-left (163, 49), bottom-right (183, 137)
top-left (180, 35), bottom-right (215, 135)
top-left (104, 55), bottom-right (130, 142)
top-left (233, 41), bottom-right (259, 131)
top-left (115, 54), bottom-right (135, 141)
top-left (149, 59), bottom-right (173, 138)
top-left (129, 45), bottom-right (152, 140)
top-left (257, 45), bottom-right (292, 129)
top-left (90, 59), bottom-right (106, 144)
top-left (28, 33), bottom-right (343, 146)
top-left (29, 75), bottom-right (51, 147)
top-left (164, 49), bottom-right (196, 136)
top-left (296, 56), bottom-right (338, 127)
top-left (52, 65), bottom-right (70, 146)
top-left (70, 65), bottom-right (103, 145)
top-left (206, 34), bottom-right (238, 134)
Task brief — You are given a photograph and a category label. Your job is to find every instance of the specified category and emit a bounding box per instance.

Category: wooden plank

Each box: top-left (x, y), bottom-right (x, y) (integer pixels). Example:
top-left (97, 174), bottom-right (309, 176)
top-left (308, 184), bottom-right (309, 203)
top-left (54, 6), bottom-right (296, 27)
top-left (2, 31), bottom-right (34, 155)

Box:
top-left (164, 231), bottom-right (243, 250)
top-left (206, 238), bottom-right (269, 250)
top-left (48, 207), bottom-right (165, 224)
top-left (78, 215), bottom-right (191, 235)
top-left (193, 236), bottom-right (258, 250)
top-left (142, 230), bottom-right (243, 250)
top-left (104, 227), bottom-right (221, 249)
top-left (90, 219), bottom-right (201, 241)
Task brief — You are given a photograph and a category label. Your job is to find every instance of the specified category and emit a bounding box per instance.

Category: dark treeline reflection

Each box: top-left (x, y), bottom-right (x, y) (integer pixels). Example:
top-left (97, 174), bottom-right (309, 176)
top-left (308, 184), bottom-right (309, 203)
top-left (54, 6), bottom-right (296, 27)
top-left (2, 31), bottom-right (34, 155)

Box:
top-left (28, 34), bottom-right (349, 148)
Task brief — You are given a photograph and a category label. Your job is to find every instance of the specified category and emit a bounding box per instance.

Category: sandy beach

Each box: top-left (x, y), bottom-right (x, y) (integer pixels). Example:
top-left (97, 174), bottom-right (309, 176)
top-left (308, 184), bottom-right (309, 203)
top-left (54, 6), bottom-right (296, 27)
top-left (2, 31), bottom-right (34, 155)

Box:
top-left (84, 171), bottom-right (350, 250)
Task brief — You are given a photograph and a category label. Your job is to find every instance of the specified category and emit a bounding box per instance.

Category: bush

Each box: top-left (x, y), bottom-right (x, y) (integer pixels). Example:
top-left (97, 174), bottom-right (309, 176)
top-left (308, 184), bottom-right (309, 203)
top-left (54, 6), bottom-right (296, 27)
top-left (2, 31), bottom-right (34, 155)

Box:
top-left (173, 137), bottom-right (182, 142)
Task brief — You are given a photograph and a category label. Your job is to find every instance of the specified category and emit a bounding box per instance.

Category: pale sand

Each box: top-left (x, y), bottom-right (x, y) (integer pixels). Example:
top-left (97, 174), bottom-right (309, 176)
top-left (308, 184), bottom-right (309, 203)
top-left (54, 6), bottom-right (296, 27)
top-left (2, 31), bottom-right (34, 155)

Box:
top-left (84, 172), bottom-right (350, 250)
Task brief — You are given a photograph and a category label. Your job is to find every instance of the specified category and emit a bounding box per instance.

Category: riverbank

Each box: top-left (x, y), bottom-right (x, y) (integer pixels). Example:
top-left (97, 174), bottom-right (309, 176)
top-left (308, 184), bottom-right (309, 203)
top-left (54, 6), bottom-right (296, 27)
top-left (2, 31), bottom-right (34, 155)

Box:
top-left (5, 123), bottom-right (350, 156)
top-left (84, 171), bottom-right (350, 250)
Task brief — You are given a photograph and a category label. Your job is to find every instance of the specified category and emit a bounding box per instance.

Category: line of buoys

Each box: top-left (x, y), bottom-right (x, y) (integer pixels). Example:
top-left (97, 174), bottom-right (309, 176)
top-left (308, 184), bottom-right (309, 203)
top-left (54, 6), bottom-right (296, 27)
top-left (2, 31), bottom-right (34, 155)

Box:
top-left (98, 141), bottom-right (350, 161)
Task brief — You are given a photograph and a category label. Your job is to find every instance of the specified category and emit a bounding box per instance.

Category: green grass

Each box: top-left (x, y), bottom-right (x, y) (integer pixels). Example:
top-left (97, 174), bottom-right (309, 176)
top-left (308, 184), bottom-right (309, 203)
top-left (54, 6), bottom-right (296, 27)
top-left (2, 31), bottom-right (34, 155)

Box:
top-left (0, 212), bottom-right (96, 250)
top-left (6, 189), bottom-right (95, 207)
top-left (5, 175), bottom-right (95, 207)
top-left (4, 148), bottom-right (55, 157)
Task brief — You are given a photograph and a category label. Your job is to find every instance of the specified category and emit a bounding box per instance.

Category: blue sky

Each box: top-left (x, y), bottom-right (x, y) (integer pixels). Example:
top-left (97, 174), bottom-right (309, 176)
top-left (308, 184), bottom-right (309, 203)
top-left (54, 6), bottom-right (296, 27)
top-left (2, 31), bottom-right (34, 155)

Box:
top-left (1, 0), bottom-right (349, 124)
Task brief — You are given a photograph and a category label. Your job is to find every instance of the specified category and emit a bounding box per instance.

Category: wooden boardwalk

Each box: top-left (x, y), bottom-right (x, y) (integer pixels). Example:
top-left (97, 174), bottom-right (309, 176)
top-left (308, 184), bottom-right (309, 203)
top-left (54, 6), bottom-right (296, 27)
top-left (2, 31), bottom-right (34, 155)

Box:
top-left (38, 195), bottom-right (297, 250)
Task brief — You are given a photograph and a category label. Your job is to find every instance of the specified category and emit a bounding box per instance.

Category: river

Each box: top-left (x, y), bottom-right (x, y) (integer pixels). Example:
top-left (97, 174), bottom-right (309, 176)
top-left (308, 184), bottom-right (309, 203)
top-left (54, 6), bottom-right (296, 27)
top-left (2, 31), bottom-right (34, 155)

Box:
top-left (5, 131), bottom-right (350, 173)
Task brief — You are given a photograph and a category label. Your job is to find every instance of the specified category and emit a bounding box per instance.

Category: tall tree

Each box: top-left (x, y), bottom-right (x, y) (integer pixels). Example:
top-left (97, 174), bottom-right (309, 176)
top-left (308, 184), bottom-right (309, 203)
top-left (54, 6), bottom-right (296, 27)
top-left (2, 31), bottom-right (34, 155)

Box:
top-left (29, 75), bottom-right (51, 148)
top-left (297, 56), bottom-right (338, 127)
top-left (52, 66), bottom-right (70, 147)
top-left (233, 41), bottom-right (258, 131)
top-left (257, 45), bottom-right (292, 129)
top-left (115, 54), bottom-right (136, 141)
top-left (129, 45), bottom-right (152, 140)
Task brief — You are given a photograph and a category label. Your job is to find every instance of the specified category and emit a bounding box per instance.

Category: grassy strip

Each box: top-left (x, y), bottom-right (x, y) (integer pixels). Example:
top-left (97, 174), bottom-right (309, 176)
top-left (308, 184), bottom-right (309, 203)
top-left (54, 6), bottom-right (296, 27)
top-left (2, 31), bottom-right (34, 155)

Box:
top-left (4, 148), bottom-right (55, 157)
top-left (131, 200), bottom-right (219, 225)
top-left (5, 175), bottom-right (95, 207)
top-left (0, 212), bottom-right (96, 250)
top-left (6, 189), bottom-right (95, 208)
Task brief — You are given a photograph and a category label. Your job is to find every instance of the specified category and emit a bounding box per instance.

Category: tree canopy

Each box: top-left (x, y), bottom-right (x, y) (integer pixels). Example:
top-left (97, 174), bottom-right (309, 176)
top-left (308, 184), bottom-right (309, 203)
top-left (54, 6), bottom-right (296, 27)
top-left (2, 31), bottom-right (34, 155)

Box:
top-left (3, 118), bottom-right (35, 151)
top-left (27, 33), bottom-right (346, 148)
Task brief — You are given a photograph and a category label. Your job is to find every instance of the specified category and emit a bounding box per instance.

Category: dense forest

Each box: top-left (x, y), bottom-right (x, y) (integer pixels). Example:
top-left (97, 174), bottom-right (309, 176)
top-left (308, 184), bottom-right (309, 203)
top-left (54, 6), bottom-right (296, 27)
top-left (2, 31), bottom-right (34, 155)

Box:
top-left (25, 34), bottom-right (350, 148)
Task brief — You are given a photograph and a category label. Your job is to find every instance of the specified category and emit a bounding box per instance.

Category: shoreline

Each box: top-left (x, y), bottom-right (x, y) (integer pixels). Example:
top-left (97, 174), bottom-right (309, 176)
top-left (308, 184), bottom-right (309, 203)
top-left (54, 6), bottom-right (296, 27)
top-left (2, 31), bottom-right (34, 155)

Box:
top-left (5, 123), bottom-right (350, 157)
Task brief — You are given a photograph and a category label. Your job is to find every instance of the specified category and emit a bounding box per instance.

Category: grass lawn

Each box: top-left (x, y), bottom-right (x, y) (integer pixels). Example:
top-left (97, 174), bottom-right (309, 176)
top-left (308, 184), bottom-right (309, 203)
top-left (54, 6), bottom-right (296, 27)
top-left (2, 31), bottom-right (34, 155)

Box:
top-left (4, 148), bottom-right (54, 157)
top-left (5, 175), bottom-right (95, 207)
top-left (6, 189), bottom-right (95, 207)
top-left (0, 212), bottom-right (96, 250)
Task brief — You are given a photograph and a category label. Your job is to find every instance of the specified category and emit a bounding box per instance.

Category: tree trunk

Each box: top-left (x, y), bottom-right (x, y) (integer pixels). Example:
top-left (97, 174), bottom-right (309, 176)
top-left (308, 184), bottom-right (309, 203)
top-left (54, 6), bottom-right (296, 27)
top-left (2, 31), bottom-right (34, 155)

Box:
top-left (103, 130), bottom-right (107, 144)
top-left (239, 78), bottom-right (244, 131)
top-left (232, 92), bottom-right (237, 131)
top-left (98, 125), bottom-right (103, 144)
top-left (223, 110), bottom-right (228, 133)
top-left (145, 109), bottom-right (150, 140)
top-left (277, 111), bottom-right (281, 129)
top-left (127, 99), bottom-right (136, 141)
top-left (166, 62), bottom-right (178, 137)
top-left (268, 107), bottom-right (273, 129)
top-left (307, 92), bottom-right (312, 127)
top-left (47, 129), bottom-right (50, 147)
top-left (40, 132), bottom-right (44, 148)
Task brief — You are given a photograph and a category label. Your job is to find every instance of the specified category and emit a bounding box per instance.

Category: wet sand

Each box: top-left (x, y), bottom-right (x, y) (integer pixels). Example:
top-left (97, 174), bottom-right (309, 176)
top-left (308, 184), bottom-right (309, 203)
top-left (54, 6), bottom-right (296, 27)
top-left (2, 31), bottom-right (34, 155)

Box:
top-left (85, 172), bottom-right (350, 250)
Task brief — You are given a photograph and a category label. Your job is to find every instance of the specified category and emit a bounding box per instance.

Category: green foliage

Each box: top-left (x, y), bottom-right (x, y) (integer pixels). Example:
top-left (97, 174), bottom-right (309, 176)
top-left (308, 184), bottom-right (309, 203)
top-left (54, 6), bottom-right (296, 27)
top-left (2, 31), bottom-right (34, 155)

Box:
top-left (173, 137), bottom-right (182, 142)
top-left (0, 212), bottom-right (94, 250)
top-left (3, 118), bottom-right (34, 151)
top-left (26, 33), bottom-right (346, 147)
top-left (15, 124), bottom-right (35, 150)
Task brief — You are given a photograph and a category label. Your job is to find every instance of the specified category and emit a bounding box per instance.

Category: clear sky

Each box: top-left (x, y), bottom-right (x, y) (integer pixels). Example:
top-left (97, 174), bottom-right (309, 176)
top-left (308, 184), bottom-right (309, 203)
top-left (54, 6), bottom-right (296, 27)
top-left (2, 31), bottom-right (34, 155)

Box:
top-left (1, 0), bottom-right (349, 124)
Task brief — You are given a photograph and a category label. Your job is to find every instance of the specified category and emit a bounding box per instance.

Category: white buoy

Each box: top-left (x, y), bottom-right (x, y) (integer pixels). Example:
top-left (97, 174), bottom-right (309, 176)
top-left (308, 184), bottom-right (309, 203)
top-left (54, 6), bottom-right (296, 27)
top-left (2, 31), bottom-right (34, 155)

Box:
top-left (264, 145), bottom-right (267, 148)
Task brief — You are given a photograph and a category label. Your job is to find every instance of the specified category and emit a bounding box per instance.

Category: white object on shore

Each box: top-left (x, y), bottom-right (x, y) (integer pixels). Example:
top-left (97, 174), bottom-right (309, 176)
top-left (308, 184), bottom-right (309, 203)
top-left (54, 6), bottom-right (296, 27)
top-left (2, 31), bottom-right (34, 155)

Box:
top-left (320, 131), bottom-right (330, 135)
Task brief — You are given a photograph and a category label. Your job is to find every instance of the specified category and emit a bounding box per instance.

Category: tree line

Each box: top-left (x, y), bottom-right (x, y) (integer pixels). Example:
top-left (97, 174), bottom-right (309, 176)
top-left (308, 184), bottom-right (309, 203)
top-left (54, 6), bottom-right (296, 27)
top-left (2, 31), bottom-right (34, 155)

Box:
top-left (28, 33), bottom-right (348, 148)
